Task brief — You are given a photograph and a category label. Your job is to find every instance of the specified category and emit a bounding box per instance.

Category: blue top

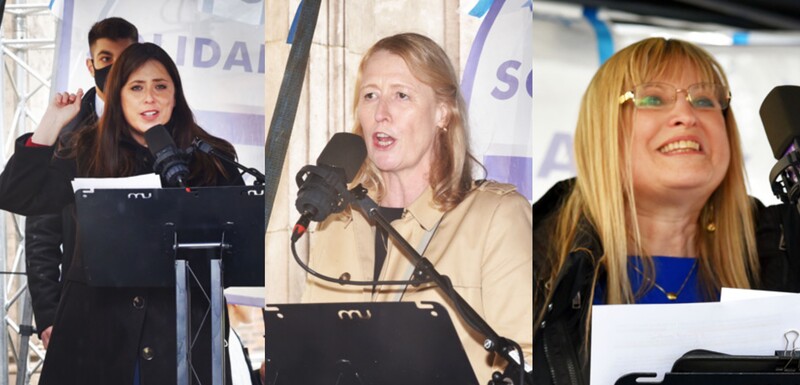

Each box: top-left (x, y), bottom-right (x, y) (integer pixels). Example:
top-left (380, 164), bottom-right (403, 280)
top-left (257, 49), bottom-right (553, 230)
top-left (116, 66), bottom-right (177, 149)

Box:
top-left (594, 256), bottom-right (706, 304)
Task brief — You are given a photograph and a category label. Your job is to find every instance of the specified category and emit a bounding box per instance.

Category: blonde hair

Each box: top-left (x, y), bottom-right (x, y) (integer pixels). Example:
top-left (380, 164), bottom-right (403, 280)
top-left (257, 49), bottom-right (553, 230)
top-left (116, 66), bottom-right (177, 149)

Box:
top-left (537, 38), bottom-right (758, 331)
top-left (350, 33), bottom-right (479, 210)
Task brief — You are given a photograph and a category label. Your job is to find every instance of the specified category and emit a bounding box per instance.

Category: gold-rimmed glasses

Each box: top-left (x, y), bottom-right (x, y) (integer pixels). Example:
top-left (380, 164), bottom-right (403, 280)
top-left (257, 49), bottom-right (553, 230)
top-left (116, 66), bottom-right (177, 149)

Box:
top-left (618, 82), bottom-right (730, 110)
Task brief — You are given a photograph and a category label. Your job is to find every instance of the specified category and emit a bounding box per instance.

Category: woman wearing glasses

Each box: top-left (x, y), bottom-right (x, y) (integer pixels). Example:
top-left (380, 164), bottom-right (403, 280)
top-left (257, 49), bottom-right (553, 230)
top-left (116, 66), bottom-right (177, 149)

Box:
top-left (533, 37), bottom-right (800, 384)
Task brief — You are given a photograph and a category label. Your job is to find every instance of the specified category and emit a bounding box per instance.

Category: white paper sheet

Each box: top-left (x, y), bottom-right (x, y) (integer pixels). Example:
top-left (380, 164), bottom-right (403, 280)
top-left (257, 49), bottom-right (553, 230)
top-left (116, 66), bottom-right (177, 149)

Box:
top-left (71, 173), bottom-right (162, 192)
top-left (720, 287), bottom-right (793, 302)
top-left (591, 293), bottom-right (800, 385)
top-left (225, 286), bottom-right (266, 307)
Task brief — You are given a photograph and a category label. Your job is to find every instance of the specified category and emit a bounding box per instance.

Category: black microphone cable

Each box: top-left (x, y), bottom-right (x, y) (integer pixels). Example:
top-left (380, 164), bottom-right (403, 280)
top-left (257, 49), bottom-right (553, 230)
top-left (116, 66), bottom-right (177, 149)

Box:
top-left (503, 339), bottom-right (528, 385)
top-left (290, 230), bottom-right (432, 287)
top-left (290, 216), bottom-right (530, 384)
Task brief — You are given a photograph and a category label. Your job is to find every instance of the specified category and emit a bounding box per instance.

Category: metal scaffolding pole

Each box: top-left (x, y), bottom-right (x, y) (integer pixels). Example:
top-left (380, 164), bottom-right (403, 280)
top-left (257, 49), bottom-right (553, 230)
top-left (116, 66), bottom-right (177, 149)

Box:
top-left (0, 2), bottom-right (56, 384)
top-left (0, 29), bottom-right (8, 385)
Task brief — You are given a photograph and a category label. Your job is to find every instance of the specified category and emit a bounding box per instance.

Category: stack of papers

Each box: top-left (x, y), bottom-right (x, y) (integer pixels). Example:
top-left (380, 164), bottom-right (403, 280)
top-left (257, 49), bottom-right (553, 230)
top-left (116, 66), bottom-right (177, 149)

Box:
top-left (71, 173), bottom-right (162, 193)
top-left (591, 288), bottom-right (799, 384)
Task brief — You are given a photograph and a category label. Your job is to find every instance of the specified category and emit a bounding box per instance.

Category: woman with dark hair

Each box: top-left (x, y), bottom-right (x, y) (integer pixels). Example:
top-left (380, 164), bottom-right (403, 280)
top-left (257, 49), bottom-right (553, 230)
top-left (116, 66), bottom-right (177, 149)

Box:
top-left (301, 33), bottom-right (532, 382)
top-left (0, 42), bottom-right (242, 384)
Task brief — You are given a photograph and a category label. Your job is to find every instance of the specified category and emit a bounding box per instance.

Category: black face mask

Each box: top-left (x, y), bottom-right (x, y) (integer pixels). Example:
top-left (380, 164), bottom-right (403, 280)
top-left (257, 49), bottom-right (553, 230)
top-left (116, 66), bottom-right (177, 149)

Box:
top-left (93, 63), bottom-right (111, 93)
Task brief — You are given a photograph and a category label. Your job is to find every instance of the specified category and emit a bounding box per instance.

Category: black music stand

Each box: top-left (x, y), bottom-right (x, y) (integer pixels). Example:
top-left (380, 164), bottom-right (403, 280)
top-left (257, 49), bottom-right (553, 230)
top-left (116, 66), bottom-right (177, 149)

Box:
top-left (75, 185), bottom-right (265, 385)
top-left (616, 349), bottom-right (800, 384)
top-left (263, 301), bottom-right (479, 385)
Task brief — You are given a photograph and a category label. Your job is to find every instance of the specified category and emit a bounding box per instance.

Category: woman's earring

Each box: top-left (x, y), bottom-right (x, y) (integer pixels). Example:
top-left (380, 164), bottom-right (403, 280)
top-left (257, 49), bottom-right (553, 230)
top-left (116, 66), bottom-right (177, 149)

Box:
top-left (706, 204), bottom-right (716, 233)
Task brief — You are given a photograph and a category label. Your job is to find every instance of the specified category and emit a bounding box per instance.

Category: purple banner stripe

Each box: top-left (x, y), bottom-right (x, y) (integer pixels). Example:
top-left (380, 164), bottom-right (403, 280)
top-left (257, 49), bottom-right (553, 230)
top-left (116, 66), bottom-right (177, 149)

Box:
top-left (483, 155), bottom-right (532, 201)
top-left (193, 110), bottom-right (265, 146)
top-left (461, 0), bottom-right (505, 106)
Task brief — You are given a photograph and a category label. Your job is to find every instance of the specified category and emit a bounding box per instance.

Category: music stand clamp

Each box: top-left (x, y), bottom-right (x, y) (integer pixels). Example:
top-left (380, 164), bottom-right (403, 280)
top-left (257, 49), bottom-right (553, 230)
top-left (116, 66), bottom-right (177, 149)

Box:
top-left (347, 185), bottom-right (531, 385)
top-left (616, 346), bottom-right (800, 385)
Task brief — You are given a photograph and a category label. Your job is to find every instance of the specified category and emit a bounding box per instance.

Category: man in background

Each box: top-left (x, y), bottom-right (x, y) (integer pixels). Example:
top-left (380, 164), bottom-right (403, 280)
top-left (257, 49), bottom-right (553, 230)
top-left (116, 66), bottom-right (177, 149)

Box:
top-left (25, 16), bottom-right (138, 349)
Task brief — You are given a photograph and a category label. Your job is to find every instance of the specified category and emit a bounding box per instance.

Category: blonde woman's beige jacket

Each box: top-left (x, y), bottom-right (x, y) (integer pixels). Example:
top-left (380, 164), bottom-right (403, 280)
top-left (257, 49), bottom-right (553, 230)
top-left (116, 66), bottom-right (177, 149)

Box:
top-left (302, 181), bottom-right (533, 382)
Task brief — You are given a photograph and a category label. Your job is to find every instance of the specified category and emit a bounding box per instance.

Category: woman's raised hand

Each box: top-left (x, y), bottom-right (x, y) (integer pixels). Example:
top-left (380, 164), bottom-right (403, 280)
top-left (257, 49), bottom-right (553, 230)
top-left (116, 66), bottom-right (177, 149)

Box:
top-left (31, 89), bottom-right (84, 146)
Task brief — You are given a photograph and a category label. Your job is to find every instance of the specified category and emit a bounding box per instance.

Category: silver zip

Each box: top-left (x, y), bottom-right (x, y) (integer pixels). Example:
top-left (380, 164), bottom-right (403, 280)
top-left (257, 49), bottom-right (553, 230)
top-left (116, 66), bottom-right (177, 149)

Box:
top-left (571, 292), bottom-right (581, 309)
top-left (542, 333), bottom-right (559, 382)
top-left (542, 321), bottom-right (582, 384)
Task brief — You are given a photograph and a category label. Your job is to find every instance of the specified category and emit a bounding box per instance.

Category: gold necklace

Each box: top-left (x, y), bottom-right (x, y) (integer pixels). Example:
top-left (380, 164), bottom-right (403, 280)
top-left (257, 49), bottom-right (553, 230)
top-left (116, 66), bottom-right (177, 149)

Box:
top-left (631, 259), bottom-right (697, 301)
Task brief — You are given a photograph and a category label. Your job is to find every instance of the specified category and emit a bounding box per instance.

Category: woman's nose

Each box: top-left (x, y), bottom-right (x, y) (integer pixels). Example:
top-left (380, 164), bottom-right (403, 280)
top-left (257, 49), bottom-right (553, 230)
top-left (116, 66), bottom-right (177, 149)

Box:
top-left (374, 98), bottom-right (389, 121)
top-left (669, 91), bottom-right (698, 127)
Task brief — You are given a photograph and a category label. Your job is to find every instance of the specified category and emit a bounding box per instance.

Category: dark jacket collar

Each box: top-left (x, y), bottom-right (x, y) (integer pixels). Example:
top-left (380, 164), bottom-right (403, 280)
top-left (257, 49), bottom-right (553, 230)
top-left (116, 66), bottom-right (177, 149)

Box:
top-left (534, 178), bottom-right (603, 259)
top-left (534, 178), bottom-right (573, 229)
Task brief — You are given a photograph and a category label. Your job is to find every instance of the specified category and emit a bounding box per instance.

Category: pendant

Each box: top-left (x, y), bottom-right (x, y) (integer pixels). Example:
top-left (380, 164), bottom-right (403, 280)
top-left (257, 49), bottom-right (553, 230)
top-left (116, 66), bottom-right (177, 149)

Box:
top-left (666, 292), bottom-right (678, 301)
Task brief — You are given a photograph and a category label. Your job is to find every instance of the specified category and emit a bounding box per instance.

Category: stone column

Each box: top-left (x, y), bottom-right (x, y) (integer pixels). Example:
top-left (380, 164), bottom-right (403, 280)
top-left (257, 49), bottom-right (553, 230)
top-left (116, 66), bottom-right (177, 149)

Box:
top-left (265, 0), bottom-right (468, 303)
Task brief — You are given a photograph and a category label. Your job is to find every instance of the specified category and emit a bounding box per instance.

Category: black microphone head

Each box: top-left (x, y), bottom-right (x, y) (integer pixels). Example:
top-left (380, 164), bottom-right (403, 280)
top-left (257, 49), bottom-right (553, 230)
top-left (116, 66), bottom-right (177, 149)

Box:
top-left (144, 124), bottom-right (173, 155)
top-left (144, 124), bottom-right (189, 187)
top-left (760, 85), bottom-right (800, 159)
top-left (293, 133), bottom-right (366, 223)
top-left (316, 133), bottom-right (367, 182)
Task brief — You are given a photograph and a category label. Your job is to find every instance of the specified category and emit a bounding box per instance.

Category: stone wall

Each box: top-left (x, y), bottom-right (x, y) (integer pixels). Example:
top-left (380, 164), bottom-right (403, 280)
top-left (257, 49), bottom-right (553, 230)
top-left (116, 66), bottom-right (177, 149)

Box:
top-left (265, 0), bottom-right (480, 304)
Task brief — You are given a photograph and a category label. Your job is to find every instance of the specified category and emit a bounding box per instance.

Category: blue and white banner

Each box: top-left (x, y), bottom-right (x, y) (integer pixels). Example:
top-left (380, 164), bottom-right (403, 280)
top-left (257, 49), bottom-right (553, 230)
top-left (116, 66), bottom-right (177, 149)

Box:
top-left (462, 0), bottom-right (533, 200)
top-left (532, 12), bottom-right (601, 203)
top-left (532, 9), bottom-right (800, 204)
top-left (53, 0), bottom-right (264, 178)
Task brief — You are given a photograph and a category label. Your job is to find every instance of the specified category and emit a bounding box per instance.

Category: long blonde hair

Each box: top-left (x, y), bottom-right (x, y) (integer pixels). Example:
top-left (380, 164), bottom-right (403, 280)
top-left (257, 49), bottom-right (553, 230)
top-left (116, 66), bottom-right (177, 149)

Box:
top-left (537, 38), bottom-right (758, 327)
top-left (350, 33), bottom-right (479, 210)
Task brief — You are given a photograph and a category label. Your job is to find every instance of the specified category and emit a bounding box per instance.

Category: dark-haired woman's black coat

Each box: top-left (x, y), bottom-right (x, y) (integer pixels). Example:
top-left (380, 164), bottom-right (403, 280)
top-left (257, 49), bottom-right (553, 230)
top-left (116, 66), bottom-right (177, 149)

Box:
top-left (0, 133), bottom-right (244, 385)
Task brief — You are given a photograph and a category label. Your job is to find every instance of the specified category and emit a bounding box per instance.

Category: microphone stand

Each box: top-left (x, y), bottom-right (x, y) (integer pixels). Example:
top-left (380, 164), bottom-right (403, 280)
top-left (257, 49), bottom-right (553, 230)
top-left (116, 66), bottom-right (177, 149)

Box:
top-left (347, 184), bottom-right (531, 385)
top-left (192, 138), bottom-right (266, 185)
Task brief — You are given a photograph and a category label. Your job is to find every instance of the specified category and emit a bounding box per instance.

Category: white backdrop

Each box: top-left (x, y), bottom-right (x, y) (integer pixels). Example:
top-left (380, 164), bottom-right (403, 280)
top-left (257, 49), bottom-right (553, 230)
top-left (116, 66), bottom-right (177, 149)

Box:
top-left (51, 0), bottom-right (265, 180)
top-left (463, 0), bottom-right (533, 200)
top-left (533, 8), bottom-right (800, 205)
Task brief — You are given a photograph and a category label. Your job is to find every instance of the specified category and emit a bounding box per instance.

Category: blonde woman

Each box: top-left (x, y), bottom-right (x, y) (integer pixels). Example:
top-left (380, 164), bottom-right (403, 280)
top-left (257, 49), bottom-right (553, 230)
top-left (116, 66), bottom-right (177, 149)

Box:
top-left (533, 37), bottom-right (800, 384)
top-left (302, 33), bottom-right (533, 382)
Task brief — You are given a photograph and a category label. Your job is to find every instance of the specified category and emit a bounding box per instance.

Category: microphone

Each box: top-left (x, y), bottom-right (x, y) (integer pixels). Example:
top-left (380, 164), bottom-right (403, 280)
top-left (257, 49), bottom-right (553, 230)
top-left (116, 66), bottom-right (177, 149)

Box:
top-left (292, 133), bottom-right (367, 241)
top-left (144, 124), bottom-right (190, 188)
top-left (191, 137), bottom-right (266, 185)
top-left (761, 85), bottom-right (800, 206)
top-left (761, 85), bottom-right (800, 160)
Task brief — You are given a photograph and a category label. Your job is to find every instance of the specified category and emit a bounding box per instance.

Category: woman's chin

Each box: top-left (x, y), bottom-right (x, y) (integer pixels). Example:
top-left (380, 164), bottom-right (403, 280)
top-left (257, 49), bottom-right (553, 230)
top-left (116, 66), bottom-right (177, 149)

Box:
top-left (638, 182), bottom-right (718, 204)
top-left (134, 122), bottom-right (163, 134)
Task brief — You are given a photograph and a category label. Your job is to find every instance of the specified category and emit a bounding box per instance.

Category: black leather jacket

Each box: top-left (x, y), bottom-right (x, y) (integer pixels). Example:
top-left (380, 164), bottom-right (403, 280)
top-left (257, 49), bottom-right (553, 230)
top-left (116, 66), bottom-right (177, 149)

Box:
top-left (533, 179), bottom-right (800, 385)
top-left (25, 87), bottom-right (97, 337)
top-left (2, 128), bottom-right (244, 385)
